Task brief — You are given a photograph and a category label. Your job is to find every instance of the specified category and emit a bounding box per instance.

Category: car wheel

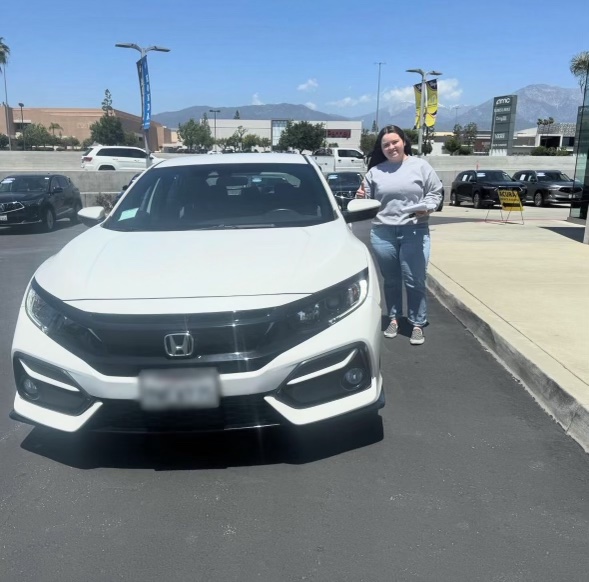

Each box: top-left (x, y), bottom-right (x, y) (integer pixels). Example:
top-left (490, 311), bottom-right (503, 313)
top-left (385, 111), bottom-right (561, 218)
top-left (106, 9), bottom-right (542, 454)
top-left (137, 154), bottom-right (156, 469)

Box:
top-left (436, 198), bottom-right (443, 212)
top-left (70, 200), bottom-right (83, 224)
top-left (41, 207), bottom-right (56, 232)
top-left (534, 191), bottom-right (545, 207)
top-left (98, 166), bottom-right (115, 171)
top-left (450, 191), bottom-right (460, 206)
top-left (473, 192), bottom-right (482, 209)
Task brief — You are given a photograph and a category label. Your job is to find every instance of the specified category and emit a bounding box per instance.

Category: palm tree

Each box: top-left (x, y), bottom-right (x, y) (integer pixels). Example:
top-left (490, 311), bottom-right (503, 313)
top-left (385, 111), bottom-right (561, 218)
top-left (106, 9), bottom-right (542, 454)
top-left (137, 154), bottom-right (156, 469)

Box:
top-left (0, 37), bottom-right (11, 150)
top-left (48, 122), bottom-right (62, 136)
top-left (570, 51), bottom-right (589, 94)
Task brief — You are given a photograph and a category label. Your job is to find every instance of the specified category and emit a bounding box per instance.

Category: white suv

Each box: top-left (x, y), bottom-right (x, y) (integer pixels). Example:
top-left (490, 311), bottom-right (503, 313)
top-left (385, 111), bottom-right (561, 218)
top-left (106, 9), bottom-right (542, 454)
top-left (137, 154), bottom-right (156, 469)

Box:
top-left (81, 145), bottom-right (162, 171)
top-left (11, 153), bottom-right (384, 436)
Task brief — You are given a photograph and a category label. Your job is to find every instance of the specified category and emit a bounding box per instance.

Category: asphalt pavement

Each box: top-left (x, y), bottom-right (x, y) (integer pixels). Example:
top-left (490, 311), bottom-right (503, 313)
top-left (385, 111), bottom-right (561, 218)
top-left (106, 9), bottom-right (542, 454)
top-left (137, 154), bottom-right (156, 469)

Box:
top-left (1, 215), bottom-right (589, 582)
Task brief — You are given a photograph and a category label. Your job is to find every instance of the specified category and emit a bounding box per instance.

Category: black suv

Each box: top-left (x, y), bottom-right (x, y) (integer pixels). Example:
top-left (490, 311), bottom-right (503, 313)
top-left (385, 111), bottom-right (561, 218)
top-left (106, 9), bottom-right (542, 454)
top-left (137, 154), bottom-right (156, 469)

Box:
top-left (0, 174), bottom-right (83, 232)
top-left (326, 172), bottom-right (364, 209)
top-left (450, 170), bottom-right (526, 209)
top-left (511, 170), bottom-right (583, 207)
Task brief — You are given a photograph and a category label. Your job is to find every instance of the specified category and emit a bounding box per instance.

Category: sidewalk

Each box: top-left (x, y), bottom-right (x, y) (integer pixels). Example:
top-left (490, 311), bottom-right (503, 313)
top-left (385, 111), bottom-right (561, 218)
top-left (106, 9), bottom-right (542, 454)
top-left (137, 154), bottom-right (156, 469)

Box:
top-left (427, 205), bottom-right (589, 452)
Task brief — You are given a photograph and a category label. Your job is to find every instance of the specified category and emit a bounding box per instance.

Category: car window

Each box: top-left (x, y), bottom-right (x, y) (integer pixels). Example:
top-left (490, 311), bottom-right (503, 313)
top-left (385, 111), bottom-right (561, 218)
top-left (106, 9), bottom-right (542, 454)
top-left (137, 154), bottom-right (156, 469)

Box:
top-left (0, 176), bottom-right (50, 193)
top-left (461, 174), bottom-right (470, 182)
top-left (476, 171), bottom-right (512, 181)
top-left (537, 172), bottom-right (570, 182)
top-left (131, 149), bottom-right (147, 159)
top-left (57, 176), bottom-right (70, 189)
top-left (96, 148), bottom-right (113, 157)
top-left (104, 163), bottom-right (335, 232)
top-left (327, 174), bottom-right (362, 190)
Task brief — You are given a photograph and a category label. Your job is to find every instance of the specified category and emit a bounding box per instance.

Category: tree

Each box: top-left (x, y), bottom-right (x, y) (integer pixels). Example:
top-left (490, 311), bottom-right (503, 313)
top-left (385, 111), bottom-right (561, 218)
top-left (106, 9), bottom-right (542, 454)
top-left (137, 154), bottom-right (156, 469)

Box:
top-left (16, 123), bottom-right (52, 150)
top-left (177, 118), bottom-right (200, 151)
top-left (234, 110), bottom-right (240, 119)
top-left (242, 134), bottom-right (259, 151)
top-left (124, 132), bottom-right (140, 146)
top-left (48, 122), bottom-right (62, 136)
top-left (278, 121), bottom-right (325, 152)
top-left (570, 51), bottom-right (589, 93)
top-left (0, 133), bottom-right (9, 149)
top-left (227, 125), bottom-right (248, 151)
top-left (101, 89), bottom-right (113, 116)
top-left (360, 129), bottom-right (377, 155)
top-left (258, 137), bottom-right (271, 150)
top-left (371, 120), bottom-right (378, 133)
top-left (462, 122), bottom-right (478, 146)
top-left (62, 136), bottom-right (80, 149)
top-left (403, 128), bottom-right (419, 145)
top-left (444, 136), bottom-right (462, 156)
top-left (90, 115), bottom-right (125, 145)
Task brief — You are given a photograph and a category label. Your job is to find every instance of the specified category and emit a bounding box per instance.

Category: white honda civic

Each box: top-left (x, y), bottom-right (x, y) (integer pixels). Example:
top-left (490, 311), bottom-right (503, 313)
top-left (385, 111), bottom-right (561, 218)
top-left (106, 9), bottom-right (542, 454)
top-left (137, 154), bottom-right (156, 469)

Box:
top-left (10, 153), bottom-right (384, 434)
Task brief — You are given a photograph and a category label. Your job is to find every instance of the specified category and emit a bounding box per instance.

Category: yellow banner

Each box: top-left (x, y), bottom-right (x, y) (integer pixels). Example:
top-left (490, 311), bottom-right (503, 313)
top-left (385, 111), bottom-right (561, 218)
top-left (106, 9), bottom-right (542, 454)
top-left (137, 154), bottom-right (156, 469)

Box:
top-left (498, 189), bottom-right (524, 212)
top-left (413, 83), bottom-right (422, 129)
top-left (425, 79), bottom-right (438, 128)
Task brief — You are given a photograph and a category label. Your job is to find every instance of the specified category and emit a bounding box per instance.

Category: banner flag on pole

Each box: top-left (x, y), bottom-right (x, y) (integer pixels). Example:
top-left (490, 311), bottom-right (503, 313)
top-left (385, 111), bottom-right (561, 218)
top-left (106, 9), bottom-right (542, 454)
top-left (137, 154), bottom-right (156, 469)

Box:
top-left (413, 83), bottom-right (422, 129)
top-left (136, 56), bottom-right (151, 130)
top-left (425, 79), bottom-right (438, 128)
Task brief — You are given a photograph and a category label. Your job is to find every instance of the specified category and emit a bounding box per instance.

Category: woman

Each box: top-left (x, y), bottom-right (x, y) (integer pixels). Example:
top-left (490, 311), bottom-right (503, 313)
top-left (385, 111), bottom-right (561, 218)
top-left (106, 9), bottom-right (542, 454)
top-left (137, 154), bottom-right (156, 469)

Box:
top-left (356, 126), bottom-right (443, 345)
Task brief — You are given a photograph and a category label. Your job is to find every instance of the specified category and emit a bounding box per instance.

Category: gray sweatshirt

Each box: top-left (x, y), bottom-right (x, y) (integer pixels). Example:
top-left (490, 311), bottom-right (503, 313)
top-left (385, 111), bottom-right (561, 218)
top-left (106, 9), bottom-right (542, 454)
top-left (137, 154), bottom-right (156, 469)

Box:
top-left (364, 157), bottom-right (443, 226)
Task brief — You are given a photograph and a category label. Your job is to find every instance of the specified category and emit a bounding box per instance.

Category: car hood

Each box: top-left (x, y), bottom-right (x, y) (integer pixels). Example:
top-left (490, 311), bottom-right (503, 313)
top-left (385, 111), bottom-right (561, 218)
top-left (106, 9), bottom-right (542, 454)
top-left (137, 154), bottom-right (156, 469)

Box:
top-left (480, 181), bottom-right (524, 188)
top-left (0, 191), bottom-right (46, 203)
top-left (540, 180), bottom-right (577, 187)
top-left (35, 220), bottom-right (368, 301)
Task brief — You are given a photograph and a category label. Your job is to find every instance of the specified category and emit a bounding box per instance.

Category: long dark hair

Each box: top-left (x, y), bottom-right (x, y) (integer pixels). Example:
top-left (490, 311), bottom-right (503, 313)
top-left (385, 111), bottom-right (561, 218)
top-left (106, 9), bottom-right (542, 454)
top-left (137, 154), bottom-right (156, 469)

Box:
top-left (367, 125), bottom-right (412, 170)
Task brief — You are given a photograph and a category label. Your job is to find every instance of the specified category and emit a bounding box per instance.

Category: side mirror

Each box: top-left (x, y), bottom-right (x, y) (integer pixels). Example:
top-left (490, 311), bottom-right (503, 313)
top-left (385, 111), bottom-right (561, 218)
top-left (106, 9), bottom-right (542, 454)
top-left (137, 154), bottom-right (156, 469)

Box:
top-left (342, 198), bottom-right (381, 223)
top-left (78, 206), bottom-right (105, 227)
top-left (52, 186), bottom-right (64, 194)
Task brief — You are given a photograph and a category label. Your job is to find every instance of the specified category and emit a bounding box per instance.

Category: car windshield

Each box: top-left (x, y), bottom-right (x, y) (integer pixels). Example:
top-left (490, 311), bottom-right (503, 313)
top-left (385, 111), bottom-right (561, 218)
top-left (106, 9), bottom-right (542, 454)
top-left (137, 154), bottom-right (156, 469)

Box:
top-left (327, 174), bottom-right (362, 190)
top-left (537, 172), bottom-right (571, 182)
top-left (0, 176), bottom-right (50, 193)
top-left (477, 171), bottom-right (512, 181)
top-left (104, 163), bottom-right (335, 231)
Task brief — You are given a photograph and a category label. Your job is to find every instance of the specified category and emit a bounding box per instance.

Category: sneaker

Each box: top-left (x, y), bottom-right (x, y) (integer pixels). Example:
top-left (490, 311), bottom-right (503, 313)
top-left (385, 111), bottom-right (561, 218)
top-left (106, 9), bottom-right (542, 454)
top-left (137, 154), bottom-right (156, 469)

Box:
top-left (410, 326), bottom-right (425, 345)
top-left (384, 319), bottom-right (398, 338)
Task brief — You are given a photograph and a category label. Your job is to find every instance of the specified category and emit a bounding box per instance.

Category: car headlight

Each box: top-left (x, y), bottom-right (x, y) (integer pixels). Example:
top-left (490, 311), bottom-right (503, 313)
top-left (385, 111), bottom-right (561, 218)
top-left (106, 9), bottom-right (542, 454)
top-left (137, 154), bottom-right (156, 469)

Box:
top-left (22, 198), bottom-right (44, 206)
top-left (25, 283), bottom-right (104, 353)
top-left (289, 270), bottom-right (368, 329)
top-left (548, 186), bottom-right (561, 191)
top-left (26, 286), bottom-right (64, 333)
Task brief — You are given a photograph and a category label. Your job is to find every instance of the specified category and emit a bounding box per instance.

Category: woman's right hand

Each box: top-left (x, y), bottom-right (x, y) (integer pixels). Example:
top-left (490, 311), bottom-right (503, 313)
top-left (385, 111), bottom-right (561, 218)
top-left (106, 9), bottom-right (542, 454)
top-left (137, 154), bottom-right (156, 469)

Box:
top-left (356, 182), bottom-right (367, 198)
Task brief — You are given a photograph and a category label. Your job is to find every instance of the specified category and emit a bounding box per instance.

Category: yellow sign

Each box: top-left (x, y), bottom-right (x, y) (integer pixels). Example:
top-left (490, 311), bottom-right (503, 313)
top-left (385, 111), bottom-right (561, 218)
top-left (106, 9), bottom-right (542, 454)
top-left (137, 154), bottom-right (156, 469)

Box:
top-left (425, 79), bottom-right (438, 128)
top-left (498, 189), bottom-right (524, 212)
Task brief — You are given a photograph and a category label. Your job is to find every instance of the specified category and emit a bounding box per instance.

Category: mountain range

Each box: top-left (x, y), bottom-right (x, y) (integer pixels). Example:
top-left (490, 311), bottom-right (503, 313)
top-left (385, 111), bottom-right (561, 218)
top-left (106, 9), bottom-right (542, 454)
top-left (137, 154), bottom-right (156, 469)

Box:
top-left (153, 85), bottom-right (584, 132)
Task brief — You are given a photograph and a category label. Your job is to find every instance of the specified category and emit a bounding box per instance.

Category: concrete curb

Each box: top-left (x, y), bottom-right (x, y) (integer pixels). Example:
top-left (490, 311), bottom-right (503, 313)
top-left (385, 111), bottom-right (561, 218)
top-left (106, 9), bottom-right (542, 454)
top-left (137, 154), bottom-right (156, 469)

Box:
top-left (427, 264), bottom-right (589, 453)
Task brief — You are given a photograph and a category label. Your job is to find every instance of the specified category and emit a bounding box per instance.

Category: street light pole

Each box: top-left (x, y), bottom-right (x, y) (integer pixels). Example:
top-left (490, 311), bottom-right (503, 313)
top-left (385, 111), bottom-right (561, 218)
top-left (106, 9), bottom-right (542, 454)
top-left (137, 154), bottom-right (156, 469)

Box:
top-left (374, 62), bottom-right (385, 132)
top-left (3, 71), bottom-right (11, 150)
top-left (210, 109), bottom-right (220, 152)
top-left (115, 42), bottom-right (170, 166)
top-left (406, 68), bottom-right (442, 156)
top-left (18, 102), bottom-right (24, 150)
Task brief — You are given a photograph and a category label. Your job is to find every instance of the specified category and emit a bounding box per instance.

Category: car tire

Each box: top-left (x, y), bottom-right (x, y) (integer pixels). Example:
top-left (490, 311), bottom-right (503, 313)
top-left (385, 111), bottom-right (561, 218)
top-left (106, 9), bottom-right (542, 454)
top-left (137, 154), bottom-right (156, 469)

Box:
top-left (70, 200), bottom-right (83, 224)
top-left (473, 192), bottom-right (482, 209)
top-left (450, 191), bottom-right (460, 206)
top-left (98, 166), bottom-right (115, 171)
top-left (40, 207), bottom-right (56, 232)
top-left (534, 191), bottom-right (545, 207)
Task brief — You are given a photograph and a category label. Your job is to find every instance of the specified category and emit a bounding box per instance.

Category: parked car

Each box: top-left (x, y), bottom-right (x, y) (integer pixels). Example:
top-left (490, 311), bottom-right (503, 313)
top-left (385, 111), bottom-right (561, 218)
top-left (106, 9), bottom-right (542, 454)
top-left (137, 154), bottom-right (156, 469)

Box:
top-left (311, 147), bottom-right (366, 174)
top-left (10, 153), bottom-right (385, 436)
top-left (0, 174), bottom-right (83, 232)
top-left (81, 146), bottom-right (163, 171)
top-left (511, 170), bottom-right (583, 207)
top-left (326, 171), bottom-right (364, 209)
top-left (450, 170), bottom-right (526, 208)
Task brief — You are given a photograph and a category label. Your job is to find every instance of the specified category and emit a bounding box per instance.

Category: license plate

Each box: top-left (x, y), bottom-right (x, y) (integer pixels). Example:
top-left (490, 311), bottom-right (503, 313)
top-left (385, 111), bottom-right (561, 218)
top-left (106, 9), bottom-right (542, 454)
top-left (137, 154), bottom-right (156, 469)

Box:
top-left (139, 368), bottom-right (220, 411)
top-left (0, 215), bottom-right (7, 221)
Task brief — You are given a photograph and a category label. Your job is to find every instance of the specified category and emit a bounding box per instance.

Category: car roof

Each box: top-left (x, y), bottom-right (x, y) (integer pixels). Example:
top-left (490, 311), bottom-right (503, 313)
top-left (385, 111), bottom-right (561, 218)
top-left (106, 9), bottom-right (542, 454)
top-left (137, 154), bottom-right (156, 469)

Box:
top-left (4, 173), bottom-right (60, 179)
top-left (155, 152), bottom-right (309, 169)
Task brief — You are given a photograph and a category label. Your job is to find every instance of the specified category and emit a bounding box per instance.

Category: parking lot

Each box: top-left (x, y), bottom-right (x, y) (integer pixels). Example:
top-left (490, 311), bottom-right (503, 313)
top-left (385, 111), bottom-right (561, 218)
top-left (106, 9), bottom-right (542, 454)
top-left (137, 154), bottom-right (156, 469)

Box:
top-left (1, 211), bottom-right (589, 581)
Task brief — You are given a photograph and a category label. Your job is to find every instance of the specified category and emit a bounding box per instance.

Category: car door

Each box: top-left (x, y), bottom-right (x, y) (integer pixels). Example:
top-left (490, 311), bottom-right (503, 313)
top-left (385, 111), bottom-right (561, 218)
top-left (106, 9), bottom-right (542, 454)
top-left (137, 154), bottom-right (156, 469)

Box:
top-left (524, 171), bottom-right (537, 201)
top-left (342, 149), bottom-right (365, 171)
top-left (128, 148), bottom-right (148, 171)
top-left (49, 176), bottom-right (66, 217)
top-left (57, 176), bottom-right (74, 212)
top-left (457, 172), bottom-right (473, 202)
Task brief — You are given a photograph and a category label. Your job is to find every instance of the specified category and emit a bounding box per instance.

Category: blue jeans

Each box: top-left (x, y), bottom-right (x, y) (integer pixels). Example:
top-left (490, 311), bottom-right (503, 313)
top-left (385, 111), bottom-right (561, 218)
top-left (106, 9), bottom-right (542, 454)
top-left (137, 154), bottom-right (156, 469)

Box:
top-left (370, 224), bottom-right (431, 327)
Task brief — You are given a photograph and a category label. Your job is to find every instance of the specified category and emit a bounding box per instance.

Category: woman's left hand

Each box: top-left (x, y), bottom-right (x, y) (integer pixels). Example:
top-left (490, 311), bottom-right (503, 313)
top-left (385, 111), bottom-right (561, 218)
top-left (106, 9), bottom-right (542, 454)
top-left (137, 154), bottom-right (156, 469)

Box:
top-left (414, 209), bottom-right (432, 217)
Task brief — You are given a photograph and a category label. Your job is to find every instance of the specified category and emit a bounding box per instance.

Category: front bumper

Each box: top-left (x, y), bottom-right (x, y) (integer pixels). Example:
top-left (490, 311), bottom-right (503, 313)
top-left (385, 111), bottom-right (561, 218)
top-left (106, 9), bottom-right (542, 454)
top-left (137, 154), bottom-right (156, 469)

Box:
top-left (0, 205), bottom-right (43, 225)
top-left (11, 292), bottom-right (384, 433)
top-left (547, 190), bottom-right (583, 202)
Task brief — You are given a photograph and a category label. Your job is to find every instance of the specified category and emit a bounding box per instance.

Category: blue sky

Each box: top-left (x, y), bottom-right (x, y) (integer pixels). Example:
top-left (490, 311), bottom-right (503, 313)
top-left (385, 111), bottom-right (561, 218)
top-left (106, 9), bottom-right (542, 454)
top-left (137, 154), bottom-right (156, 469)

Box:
top-left (2, 0), bottom-right (588, 119)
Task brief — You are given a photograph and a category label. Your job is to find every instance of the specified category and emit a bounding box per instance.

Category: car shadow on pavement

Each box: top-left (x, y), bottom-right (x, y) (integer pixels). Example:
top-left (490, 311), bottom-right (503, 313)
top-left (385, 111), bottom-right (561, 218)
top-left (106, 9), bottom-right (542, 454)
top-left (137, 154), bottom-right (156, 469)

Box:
top-left (540, 226), bottom-right (585, 243)
top-left (19, 415), bottom-right (384, 470)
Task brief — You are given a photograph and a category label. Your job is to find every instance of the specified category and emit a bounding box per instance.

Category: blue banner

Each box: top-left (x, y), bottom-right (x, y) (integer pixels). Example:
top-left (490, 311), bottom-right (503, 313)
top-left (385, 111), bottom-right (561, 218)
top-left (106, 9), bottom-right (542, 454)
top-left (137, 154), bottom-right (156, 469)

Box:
top-left (136, 56), bottom-right (151, 130)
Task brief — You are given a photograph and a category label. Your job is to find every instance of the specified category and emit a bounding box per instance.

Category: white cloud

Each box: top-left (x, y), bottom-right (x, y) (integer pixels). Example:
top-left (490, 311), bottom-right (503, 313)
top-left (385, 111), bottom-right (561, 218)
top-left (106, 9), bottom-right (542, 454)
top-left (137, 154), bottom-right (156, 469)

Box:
top-left (382, 78), bottom-right (463, 105)
top-left (305, 102), bottom-right (317, 110)
top-left (327, 94), bottom-right (372, 107)
top-left (252, 93), bottom-right (264, 105)
top-left (297, 78), bottom-right (319, 92)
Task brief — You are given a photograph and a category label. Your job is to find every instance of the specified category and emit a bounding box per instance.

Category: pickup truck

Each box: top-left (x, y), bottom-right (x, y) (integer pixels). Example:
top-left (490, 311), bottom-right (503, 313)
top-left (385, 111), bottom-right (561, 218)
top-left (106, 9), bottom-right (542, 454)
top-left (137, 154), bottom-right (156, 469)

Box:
top-left (310, 148), bottom-right (366, 174)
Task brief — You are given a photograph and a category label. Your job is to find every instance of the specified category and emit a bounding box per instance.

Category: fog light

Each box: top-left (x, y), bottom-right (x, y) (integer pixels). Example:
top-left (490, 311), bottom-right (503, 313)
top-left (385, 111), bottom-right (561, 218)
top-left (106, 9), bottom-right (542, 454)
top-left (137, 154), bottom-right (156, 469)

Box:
top-left (22, 378), bottom-right (40, 400)
top-left (343, 367), bottom-right (365, 390)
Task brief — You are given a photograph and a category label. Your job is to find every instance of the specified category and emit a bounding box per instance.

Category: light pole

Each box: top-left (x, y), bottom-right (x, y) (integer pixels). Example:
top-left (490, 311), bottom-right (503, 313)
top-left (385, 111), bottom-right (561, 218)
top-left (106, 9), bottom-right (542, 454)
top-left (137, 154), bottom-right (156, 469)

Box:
top-left (406, 68), bottom-right (442, 156)
top-left (374, 62), bottom-right (385, 132)
top-left (115, 42), bottom-right (170, 165)
top-left (209, 109), bottom-right (220, 152)
top-left (18, 102), bottom-right (24, 150)
top-left (451, 104), bottom-right (463, 127)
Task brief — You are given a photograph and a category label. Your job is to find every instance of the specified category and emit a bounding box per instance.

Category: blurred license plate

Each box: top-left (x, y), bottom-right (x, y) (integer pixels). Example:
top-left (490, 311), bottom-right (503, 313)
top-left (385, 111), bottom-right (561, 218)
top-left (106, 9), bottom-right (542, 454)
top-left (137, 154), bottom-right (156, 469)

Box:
top-left (0, 215), bottom-right (7, 221)
top-left (139, 368), bottom-right (220, 411)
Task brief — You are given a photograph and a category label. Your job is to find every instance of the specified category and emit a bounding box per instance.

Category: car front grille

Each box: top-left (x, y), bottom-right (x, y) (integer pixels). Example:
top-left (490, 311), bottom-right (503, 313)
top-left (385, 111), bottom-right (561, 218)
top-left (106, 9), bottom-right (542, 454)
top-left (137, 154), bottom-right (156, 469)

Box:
top-left (0, 201), bottom-right (24, 213)
top-left (86, 393), bottom-right (283, 432)
top-left (559, 187), bottom-right (582, 194)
